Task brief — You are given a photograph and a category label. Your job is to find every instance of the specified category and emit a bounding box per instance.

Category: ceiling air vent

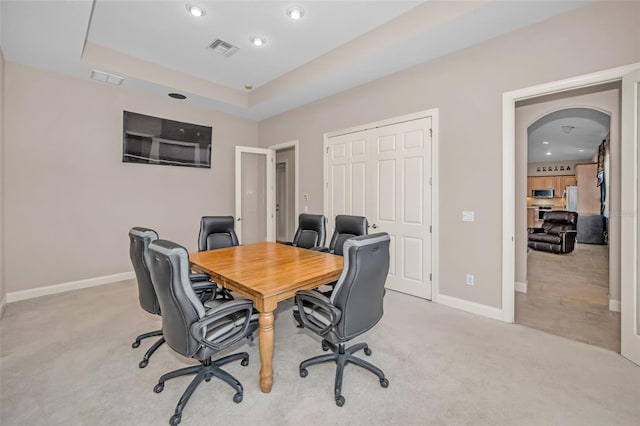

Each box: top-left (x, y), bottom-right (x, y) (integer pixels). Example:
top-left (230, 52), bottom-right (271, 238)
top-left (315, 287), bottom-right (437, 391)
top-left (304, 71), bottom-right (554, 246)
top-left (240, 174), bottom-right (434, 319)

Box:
top-left (208, 39), bottom-right (239, 57)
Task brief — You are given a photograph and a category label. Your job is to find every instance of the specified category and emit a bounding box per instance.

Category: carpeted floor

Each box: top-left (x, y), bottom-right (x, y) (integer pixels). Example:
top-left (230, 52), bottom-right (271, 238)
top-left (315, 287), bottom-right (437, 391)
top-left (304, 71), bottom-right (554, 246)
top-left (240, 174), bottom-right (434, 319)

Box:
top-left (517, 243), bottom-right (619, 352)
top-left (1, 280), bottom-right (639, 425)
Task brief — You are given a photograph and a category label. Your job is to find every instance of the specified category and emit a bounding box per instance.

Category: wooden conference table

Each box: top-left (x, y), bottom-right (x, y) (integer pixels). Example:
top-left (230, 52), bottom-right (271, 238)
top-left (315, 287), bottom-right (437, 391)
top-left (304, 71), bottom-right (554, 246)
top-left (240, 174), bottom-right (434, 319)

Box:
top-left (189, 242), bottom-right (343, 393)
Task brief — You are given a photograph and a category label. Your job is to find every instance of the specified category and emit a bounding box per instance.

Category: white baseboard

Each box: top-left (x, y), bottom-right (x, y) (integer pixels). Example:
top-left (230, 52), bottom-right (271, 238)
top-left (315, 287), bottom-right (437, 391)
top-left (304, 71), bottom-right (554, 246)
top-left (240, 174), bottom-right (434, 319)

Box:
top-left (609, 299), bottom-right (621, 313)
top-left (515, 281), bottom-right (528, 293)
top-left (6, 271), bottom-right (134, 303)
top-left (437, 293), bottom-right (503, 321)
top-left (0, 294), bottom-right (7, 318)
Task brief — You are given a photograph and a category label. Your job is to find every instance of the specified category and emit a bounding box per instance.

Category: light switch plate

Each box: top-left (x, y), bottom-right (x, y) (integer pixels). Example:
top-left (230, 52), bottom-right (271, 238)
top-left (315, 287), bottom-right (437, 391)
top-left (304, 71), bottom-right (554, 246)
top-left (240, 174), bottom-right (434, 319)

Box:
top-left (462, 211), bottom-right (475, 222)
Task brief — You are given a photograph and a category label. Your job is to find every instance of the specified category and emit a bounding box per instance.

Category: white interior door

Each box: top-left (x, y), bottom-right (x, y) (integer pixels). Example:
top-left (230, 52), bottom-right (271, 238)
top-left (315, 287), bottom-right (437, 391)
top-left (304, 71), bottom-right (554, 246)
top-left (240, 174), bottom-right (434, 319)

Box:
top-left (621, 67), bottom-right (640, 366)
top-left (325, 114), bottom-right (434, 300)
top-left (371, 118), bottom-right (432, 299)
top-left (235, 146), bottom-right (274, 244)
top-left (325, 131), bottom-right (369, 238)
top-left (275, 162), bottom-right (287, 241)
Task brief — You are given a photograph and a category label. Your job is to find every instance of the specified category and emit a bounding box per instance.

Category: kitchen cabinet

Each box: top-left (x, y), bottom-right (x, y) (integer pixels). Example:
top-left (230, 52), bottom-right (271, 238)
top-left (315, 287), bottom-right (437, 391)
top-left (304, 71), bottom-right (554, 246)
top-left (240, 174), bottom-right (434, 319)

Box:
top-left (576, 163), bottom-right (600, 214)
top-left (527, 174), bottom-right (577, 198)
top-left (563, 175), bottom-right (577, 188)
top-left (527, 208), bottom-right (535, 228)
top-left (553, 176), bottom-right (564, 197)
top-left (527, 177), bottom-right (533, 197)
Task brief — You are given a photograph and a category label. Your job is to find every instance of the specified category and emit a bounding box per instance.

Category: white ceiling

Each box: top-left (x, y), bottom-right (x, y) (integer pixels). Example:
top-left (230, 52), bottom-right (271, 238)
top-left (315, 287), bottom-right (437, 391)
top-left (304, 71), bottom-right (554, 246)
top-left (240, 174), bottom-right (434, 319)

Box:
top-left (0, 0), bottom-right (592, 121)
top-left (528, 108), bottom-right (610, 164)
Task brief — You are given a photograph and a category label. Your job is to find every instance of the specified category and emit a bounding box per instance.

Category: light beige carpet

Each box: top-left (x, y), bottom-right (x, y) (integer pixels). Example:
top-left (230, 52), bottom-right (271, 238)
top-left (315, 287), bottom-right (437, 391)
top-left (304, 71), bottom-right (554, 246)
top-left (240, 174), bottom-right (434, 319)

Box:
top-left (1, 280), bottom-right (639, 425)
top-left (517, 243), bottom-right (620, 352)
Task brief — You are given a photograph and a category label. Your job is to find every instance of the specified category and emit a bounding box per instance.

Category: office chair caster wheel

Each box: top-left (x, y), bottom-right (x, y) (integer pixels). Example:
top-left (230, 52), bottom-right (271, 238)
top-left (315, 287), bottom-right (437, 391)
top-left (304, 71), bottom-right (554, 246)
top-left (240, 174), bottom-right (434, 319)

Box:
top-left (169, 414), bottom-right (181, 425)
top-left (153, 383), bottom-right (164, 393)
top-left (138, 360), bottom-right (148, 369)
top-left (233, 393), bottom-right (243, 404)
top-left (241, 358), bottom-right (249, 367)
top-left (299, 368), bottom-right (308, 378)
top-left (335, 395), bottom-right (345, 407)
top-left (132, 341), bottom-right (141, 348)
top-left (322, 341), bottom-right (330, 351)
top-left (380, 378), bottom-right (389, 388)
top-left (364, 347), bottom-right (372, 356)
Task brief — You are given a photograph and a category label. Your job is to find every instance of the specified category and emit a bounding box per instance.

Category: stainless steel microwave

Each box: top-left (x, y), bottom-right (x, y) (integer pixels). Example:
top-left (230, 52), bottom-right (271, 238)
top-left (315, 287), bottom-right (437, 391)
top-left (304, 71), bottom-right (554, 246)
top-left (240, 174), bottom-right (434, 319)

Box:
top-left (531, 189), bottom-right (554, 198)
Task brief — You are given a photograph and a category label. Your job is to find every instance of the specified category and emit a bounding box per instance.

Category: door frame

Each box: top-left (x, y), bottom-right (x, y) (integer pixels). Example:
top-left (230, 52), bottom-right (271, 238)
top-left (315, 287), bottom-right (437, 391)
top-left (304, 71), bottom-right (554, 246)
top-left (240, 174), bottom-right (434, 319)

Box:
top-left (269, 140), bottom-right (299, 241)
top-left (502, 63), bottom-right (640, 324)
top-left (322, 109), bottom-right (440, 302)
top-left (234, 146), bottom-right (275, 243)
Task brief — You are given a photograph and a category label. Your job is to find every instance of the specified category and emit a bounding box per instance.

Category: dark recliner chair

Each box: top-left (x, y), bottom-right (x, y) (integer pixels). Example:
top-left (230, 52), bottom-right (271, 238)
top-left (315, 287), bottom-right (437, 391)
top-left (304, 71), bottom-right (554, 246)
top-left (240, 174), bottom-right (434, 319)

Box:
top-left (528, 211), bottom-right (578, 254)
top-left (280, 213), bottom-right (326, 249)
top-left (294, 233), bottom-right (391, 407)
top-left (197, 216), bottom-right (239, 300)
top-left (129, 227), bottom-right (217, 368)
top-left (148, 239), bottom-right (258, 426)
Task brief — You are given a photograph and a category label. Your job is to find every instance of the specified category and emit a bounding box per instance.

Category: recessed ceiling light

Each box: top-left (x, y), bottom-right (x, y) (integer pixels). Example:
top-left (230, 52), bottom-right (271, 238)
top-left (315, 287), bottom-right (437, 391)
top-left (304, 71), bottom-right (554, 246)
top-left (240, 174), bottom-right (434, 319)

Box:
top-left (545, 152), bottom-right (552, 156)
top-left (168, 93), bottom-right (187, 100)
top-left (245, 84), bottom-right (253, 90)
top-left (542, 141), bottom-right (549, 144)
top-left (578, 149), bottom-right (585, 152)
top-left (250, 36), bottom-right (267, 47)
top-left (286, 6), bottom-right (305, 20)
top-left (186, 4), bottom-right (205, 17)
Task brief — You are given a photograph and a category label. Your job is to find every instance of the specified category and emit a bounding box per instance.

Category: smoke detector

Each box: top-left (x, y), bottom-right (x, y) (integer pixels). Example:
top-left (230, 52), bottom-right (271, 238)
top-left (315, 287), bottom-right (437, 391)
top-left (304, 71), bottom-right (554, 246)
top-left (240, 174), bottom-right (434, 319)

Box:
top-left (208, 39), bottom-right (239, 57)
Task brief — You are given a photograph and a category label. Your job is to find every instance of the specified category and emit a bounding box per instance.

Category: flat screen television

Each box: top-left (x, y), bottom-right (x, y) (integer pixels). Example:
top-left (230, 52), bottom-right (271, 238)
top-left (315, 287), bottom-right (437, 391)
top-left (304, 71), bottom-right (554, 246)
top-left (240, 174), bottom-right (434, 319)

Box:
top-left (122, 111), bottom-right (212, 168)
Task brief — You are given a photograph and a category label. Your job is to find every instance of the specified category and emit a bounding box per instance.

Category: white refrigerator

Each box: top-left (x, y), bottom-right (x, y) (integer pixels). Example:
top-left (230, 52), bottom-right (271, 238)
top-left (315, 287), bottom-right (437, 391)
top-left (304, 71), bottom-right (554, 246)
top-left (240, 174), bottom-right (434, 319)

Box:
top-left (564, 186), bottom-right (578, 212)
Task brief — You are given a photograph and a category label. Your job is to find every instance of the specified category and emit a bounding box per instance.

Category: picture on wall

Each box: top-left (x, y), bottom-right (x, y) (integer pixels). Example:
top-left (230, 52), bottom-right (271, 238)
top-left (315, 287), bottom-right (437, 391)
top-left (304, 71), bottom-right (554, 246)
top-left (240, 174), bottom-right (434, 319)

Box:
top-left (122, 111), bottom-right (212, 169)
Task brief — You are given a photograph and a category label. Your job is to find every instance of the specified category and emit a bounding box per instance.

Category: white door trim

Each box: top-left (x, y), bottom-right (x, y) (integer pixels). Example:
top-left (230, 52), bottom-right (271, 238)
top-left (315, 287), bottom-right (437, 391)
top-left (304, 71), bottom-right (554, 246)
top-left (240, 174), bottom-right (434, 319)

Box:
top-left (502, 62), bottom-right (640, 324)
top-left (323, 109), bottom-right (439, 302)
top-left (269, 140), bottom-right (299, 238)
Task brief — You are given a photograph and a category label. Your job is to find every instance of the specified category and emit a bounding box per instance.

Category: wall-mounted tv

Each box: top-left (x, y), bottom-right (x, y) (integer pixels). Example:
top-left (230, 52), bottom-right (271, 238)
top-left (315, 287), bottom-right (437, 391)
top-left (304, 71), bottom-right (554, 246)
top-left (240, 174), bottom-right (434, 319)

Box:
top-left (123, 111), bottom-right (212, 169)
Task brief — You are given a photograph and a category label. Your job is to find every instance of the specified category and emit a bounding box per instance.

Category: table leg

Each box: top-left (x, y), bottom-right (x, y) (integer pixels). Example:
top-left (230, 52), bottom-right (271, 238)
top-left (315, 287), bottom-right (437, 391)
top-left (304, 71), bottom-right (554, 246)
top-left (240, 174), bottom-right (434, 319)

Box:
top-left (258, 311), bottom-right (274, 393)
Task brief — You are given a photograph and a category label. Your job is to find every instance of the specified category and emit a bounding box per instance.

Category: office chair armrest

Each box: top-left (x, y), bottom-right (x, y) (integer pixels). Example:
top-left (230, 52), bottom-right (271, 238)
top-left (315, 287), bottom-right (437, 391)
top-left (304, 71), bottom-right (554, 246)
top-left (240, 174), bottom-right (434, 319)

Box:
top-left (528, 228), bottom-right (545, 234)
top-left (190, 280), bottom-right (216, 293)
top-left (190, 299), bottom-right (254, 351)
top-left (295, 290), bottom-right (341, 336)
top-left (189, 273), bottom-right (210, 283)
top-left (309, 246), bottom-right (330, 253)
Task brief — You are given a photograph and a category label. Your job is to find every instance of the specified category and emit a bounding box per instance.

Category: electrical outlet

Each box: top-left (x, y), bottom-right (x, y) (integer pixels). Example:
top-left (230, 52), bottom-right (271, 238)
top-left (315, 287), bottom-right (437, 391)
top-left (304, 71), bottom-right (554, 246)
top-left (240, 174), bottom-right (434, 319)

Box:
top-left (303, 193), bottom-right (309, 201)
top-left (462, 211), bottom-right (474, 222)
top-left (466, 274), bottom-right (474, 286)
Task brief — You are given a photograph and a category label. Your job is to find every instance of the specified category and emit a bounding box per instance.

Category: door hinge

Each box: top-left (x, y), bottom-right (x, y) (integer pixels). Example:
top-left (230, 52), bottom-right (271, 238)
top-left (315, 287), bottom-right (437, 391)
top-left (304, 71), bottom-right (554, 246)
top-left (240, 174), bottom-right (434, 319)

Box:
top-left (429, 128), bottom-right (433, 137)
top-left (429, 273), bottom-right (432, 281)
top-left (429, 225), bottom-right (432, 233)
top-left (429, 177), bottom-right (432, 185)
top-left (326, 146), bottom-right (329, 154)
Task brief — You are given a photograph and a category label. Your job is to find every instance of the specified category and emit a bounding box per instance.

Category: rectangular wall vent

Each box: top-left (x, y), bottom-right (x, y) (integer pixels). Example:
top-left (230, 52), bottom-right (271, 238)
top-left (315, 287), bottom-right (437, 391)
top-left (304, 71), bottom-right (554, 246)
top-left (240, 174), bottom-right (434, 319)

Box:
top-left (208, 39), bottom-right (239, 57)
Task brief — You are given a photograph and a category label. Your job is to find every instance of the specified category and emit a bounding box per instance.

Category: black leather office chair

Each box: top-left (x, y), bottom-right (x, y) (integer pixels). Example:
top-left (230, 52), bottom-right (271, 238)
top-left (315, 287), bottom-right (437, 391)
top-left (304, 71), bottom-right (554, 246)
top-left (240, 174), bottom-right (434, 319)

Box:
top-left (129, 227), bottom-right (216, 368)
top-left (294, 233), bottom-right (390, 407)
top-left (148, 239), bottom-right (258, 426)
top-left (280, 213), bottom-right (326, 249)
top-left (197, 216), bottom-right (239, 300)
top-left (321, 215), bottom-right (369, 255)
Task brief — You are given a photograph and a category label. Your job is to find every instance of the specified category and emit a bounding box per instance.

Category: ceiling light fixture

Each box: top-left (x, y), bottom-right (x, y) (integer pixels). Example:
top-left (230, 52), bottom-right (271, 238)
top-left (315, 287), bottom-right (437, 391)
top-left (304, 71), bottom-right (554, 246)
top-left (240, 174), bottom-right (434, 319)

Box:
top-left (286, 6), bottom-right (305, 20)
top-left (542, 141), bottom-right (549, 145)
top-left (561, 125), bottom-right (575, 134)
top-left (545, 152), bottom-right (552, 156)
top-left (578, 149), bottom-right (585, 152)
top-left (245, 84), bottom-right (253, 90)
top-left (250, 36), bottom-right (266, 47)
top-left (186, 4), bottom-right (205, 17)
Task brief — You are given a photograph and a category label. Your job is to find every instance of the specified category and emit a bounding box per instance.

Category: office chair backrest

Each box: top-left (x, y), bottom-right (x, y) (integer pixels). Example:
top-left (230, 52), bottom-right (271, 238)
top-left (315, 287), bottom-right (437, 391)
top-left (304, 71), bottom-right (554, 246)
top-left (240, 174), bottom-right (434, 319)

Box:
top-left (198, 216), bottom-right (239, 251)
top-left (293, 214), bottom-right (326, 248)
top-left (148, 239), bottom-right (206, 358)
top-left (129, 227), bottom-right (161, 315)
top-left (330, 233), bottom-right (390, 341)
top-left (329, 215), bottom-right (368, 256)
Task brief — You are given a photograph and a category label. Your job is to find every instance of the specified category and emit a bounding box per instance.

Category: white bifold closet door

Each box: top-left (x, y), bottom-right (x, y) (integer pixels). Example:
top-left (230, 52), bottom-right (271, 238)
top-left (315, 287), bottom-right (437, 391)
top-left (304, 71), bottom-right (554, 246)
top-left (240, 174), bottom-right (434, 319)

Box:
top-left (326, 117), bottom-right (433, 299)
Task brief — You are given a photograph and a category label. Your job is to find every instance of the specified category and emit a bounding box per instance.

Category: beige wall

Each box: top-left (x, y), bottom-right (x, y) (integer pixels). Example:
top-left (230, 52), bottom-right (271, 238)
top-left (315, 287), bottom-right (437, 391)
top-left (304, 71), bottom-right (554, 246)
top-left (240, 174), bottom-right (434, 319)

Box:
top-left (515, 86), bottom-right (621, 303)
top-left (0, 49), bottom-right (5, 308)
top-left (258, 1), bottom-right (640, 308)
top-left (4, 63), bottom-right (258, 293)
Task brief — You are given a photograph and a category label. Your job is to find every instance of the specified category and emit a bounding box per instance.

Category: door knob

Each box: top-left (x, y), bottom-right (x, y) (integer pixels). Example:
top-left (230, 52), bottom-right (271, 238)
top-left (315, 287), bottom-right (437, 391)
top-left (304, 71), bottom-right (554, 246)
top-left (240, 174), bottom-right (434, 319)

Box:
top-left (237, 217), bottom-right (241, 221)
top-left (372, 224), bottom-right (378, 229)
